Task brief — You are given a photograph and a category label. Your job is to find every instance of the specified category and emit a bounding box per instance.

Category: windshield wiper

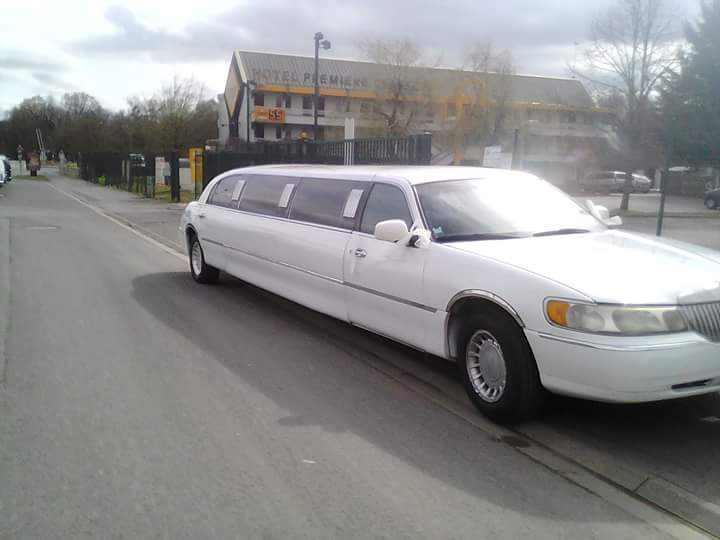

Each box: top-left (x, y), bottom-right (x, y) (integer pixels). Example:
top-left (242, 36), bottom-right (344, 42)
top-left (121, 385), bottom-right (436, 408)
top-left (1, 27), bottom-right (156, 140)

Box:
top-left (532, 228), bottom-right (591, 237)
top-left (436, 232), bottom-right (528, 243)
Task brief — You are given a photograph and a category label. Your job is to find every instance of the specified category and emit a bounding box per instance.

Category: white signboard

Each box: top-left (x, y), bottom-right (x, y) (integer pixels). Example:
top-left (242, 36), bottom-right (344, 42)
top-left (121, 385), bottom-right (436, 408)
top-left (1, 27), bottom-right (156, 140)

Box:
top-left (482, 145), bottom-right (513, 169)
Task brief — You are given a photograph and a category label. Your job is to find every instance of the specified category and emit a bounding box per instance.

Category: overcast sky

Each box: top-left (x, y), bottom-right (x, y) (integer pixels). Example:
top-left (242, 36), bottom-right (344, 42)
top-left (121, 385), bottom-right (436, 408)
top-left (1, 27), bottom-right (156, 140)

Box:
top-left (0, 0), bottom-right (700, 115)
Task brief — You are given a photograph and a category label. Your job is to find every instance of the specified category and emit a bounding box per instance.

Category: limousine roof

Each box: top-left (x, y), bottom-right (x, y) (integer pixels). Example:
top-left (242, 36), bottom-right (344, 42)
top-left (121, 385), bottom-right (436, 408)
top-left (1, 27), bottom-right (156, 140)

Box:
top-left (225, 165), bottom-right (536, 186)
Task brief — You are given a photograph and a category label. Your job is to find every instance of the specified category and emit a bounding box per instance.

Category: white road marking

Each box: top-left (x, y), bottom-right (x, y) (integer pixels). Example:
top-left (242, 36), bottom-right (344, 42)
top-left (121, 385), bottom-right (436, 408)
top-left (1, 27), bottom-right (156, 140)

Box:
top-left (48, 183), bottom-right (186, 263)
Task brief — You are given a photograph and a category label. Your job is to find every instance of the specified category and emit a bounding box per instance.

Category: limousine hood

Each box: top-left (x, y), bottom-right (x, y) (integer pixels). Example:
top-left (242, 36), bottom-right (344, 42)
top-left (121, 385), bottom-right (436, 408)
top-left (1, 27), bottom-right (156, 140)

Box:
top-left (448, 230), bottom-right (720, 305)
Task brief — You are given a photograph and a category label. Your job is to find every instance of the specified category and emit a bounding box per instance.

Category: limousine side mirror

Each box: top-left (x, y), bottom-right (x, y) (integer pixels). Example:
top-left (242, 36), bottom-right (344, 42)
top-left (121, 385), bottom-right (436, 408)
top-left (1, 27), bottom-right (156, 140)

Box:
top-left (586, 200), bottom-right (623, 228)
top-left (374, 219), bottom-right (409, 243)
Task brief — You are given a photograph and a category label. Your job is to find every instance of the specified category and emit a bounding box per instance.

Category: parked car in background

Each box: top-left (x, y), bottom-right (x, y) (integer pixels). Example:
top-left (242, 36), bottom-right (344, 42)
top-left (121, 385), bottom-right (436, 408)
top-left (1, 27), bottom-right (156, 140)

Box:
top-left (0, 155), bottom-right (11, 182)
top-left (705, 188), bottom-right (720, 210)
top-left (630, 173), bottom-right (652, 192)
top-left (181, 165), bottom-right (720, 424)
top-left (580, 171), bottom-right (652, 193)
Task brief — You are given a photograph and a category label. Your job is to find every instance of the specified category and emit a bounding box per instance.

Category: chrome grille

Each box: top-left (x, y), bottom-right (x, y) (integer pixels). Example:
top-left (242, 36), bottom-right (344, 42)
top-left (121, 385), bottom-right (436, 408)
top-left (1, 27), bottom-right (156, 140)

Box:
top-left (681, 303), bottom-right (720, 343)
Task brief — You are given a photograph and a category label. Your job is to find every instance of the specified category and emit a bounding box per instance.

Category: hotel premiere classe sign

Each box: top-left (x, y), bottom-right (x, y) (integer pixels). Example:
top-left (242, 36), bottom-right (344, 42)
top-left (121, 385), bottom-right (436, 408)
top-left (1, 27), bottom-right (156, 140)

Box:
top-left (248, 67), bottom-right (422, 94)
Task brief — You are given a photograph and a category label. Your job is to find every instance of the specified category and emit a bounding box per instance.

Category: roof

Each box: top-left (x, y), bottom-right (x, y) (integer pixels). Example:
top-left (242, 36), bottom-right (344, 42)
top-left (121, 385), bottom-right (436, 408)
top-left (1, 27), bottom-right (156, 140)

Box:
top-left (224, 164), bottom-right (537, 186)
top-left (234, 50), bottom-right (594, 109)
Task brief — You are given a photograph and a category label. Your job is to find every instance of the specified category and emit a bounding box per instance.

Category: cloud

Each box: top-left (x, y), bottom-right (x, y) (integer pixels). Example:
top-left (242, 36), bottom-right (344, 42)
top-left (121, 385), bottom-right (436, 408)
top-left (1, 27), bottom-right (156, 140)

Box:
top-left (61, 0), bottom-right (699, 80)
top-left (64, 0), bottom-right (622, 71)
top-left (32, 71), bottom-right (74, 91)
top-left (65, 5), bottom-right (249, 63)
top-left (0, 53), bottom-right (64, 72)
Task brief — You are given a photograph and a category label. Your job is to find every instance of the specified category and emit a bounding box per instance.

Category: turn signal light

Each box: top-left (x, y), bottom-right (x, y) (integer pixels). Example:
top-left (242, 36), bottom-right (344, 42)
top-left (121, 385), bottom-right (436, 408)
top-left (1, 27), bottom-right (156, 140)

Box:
top-left (546, 300), bottom-right (570, 327)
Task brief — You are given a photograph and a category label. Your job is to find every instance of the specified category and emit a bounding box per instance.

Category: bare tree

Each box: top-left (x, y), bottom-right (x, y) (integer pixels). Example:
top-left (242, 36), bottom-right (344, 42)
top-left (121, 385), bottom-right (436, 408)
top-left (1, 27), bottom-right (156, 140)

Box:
top-left (127, 77), bottom-right (216, 153)
top-left (571, 0), bottom-right (677, 209)
top-left (357, 39), bottom-right (430, 135)
top-left (456, 41), bottom-right (515, 162)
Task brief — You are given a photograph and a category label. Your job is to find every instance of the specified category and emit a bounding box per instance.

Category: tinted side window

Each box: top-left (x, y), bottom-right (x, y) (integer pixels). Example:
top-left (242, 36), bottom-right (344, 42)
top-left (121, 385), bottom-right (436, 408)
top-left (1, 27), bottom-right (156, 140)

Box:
top-left (238, 175), bottom-right (295, 217)
top-left (289, 178), bottom-right (365, 229)
top-left (208, 176), bottom-right (239, 208)
top-left (360, 184), bottom-right (412, 234)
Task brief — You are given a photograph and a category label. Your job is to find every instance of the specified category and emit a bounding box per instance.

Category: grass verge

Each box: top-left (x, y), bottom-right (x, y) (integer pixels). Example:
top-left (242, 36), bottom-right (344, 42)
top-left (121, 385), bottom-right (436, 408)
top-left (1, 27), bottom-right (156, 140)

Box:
top-left (154, 184), bottom-right (196, 204)
top-left (15, 175), bottom-right (48, 181)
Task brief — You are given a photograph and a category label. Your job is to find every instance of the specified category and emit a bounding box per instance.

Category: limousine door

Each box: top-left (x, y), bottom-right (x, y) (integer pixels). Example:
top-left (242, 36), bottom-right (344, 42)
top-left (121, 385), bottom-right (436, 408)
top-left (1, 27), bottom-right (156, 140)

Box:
top-left (344, 183), bottom-right (431, 349)
top-left (199, 175), bottom-right (245, 269)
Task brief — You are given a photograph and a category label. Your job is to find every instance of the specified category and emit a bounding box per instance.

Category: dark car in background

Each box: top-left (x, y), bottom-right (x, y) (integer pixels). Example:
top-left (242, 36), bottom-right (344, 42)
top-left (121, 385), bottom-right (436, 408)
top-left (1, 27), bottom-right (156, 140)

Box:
top-left (705, 188), bottom-right (720, 210)
top-left (0, 155), bottom-right (12, 182)
top-left (580, 171), bottom-right (652, 193)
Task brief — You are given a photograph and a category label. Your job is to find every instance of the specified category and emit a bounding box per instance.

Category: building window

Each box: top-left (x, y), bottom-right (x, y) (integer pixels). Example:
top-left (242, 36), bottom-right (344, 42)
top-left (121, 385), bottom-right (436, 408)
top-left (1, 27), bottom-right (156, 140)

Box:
top-left (284, 94), bottom-right (292, 108)
top-left (424, 103), bottom-right (434, 120)
top-left (447, 103), bottom-right (456, 117)
top-left (561, 111), bottom-right (576, 124)
top-left (253, 123), bottom-right (264, 139)
top-left (275, 94), bottom-right (283, 107)
top-left (317, 97), bottom-right (325, 112)
top-left (275, 126), bottom-right (283, 139)
top-left (302, 96), bottom-right (313, 110)
top-left (254, 92), bottom-right (264, 106)
top-left (360, 101), bottom-right (370, 114)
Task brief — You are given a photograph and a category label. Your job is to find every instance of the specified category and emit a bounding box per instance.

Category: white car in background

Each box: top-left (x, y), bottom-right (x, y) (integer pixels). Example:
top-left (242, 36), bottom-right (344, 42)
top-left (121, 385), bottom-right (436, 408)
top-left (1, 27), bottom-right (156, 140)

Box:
top-left (581, 170), bottom-right (652, 193)
top-left (180, 166), bottom-right (720, 424)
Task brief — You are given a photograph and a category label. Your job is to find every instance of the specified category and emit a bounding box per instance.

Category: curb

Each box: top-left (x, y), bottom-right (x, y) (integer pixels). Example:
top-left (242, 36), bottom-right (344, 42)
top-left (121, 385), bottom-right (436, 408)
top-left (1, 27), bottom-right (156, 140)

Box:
top-left (518, 423), bottom-right (720, 538)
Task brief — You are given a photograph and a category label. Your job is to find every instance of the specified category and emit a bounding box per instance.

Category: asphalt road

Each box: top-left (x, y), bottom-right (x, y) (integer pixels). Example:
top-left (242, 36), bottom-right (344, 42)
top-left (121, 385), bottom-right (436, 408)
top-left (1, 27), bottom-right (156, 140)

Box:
top-left (0, 178), bottom-right (708, 539)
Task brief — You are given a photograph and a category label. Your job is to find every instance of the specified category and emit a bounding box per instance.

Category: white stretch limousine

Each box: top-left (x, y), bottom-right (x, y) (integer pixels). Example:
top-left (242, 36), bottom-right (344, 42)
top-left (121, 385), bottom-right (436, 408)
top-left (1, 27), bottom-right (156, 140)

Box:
top-left (180, 165), bottom-right (720, 423)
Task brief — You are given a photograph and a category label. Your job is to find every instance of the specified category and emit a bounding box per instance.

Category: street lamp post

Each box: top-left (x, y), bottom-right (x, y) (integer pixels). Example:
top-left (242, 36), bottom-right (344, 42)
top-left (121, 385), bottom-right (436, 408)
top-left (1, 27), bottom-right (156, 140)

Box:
top-left (313, 32), bottom-right (331, 140)
top-left (245, 80), bottom-right (257, 147)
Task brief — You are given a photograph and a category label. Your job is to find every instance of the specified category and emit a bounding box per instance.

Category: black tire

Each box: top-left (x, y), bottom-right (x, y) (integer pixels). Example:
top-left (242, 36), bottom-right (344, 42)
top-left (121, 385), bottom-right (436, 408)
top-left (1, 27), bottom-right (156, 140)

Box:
top-left (705, 197), bottom-right (717, 210)
top-left (457, 309), bottom-right (546, 424)
top-left (189, 235), bottom-right (219, 284)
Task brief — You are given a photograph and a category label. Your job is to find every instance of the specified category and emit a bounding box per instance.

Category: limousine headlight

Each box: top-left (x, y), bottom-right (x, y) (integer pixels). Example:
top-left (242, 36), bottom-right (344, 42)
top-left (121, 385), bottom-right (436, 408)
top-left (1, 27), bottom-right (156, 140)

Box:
top-left (546, 300), bottom-right (688, 335)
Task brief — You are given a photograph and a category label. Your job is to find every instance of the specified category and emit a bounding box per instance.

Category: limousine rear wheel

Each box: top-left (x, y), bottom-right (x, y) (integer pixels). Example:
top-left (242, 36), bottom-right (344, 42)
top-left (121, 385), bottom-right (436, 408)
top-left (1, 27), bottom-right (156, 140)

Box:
top-left (458, 311), bottom-right (546, 424)
top-left (189, 236), bottom-right (219, 284)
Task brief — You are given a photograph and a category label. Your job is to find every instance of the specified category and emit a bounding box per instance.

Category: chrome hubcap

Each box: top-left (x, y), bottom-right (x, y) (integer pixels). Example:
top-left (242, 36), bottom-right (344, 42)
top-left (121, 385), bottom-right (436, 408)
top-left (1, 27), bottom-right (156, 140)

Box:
top-left (191, 241), bottom-right (203, 275)
top-left (466, 330), bottom-right (507, 403)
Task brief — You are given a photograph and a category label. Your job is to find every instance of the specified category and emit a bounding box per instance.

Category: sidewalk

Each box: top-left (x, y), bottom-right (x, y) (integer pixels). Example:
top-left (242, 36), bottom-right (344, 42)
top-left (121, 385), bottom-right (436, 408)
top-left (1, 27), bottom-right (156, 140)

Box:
top-left (46, 167), bottom-right (186, 252)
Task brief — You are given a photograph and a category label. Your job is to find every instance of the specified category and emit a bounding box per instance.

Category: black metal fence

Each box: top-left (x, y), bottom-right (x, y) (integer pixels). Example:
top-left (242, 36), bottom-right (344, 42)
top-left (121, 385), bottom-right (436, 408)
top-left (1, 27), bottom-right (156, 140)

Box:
top-left (76, 134), bottom-right (433, 203)
top-left (202, 134), bottom-right (432, 188)
top-left (79, 152), bottom-right (158, 197)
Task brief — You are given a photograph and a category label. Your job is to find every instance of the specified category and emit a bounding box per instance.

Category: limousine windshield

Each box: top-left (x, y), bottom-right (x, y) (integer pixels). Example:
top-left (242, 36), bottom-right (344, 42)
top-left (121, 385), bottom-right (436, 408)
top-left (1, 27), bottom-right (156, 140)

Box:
top-left (416, 177), bottom-right (605, 242)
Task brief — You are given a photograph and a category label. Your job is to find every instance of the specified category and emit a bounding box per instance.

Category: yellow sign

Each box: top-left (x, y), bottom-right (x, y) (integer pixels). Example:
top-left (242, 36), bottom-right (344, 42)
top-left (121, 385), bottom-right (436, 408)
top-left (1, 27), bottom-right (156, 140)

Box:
top-left (188, 147), bottom-right (203, 183)
top-left (254, 106), bottom-right (286, 123)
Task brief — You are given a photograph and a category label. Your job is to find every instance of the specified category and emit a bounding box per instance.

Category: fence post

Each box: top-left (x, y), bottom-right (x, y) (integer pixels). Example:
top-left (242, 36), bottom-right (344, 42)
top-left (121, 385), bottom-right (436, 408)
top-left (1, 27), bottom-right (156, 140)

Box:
top-left (170, 152), bottom-right (180, 203)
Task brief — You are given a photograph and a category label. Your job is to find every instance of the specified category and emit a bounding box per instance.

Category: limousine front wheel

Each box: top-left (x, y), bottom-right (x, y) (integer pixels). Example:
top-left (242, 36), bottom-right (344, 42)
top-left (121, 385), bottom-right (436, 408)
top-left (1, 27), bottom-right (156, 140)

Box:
top-left (189, 236), bottom-right (219, 284)
top-left (458, 311), bottom-right (546, 424)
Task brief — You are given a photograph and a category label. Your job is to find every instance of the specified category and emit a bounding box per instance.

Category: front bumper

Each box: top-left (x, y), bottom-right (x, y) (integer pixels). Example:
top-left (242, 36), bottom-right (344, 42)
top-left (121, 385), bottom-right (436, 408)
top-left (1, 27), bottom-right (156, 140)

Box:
top-left (525, 329), bottom-right (720, 403)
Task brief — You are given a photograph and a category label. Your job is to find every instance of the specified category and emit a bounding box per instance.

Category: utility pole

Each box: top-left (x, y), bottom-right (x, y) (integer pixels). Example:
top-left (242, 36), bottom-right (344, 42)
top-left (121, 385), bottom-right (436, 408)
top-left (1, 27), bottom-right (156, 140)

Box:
top-left (657, 117), bottom-right (674, 237)
top-left (313, 32), bottom-right (331, 140)
top-left (245, 80), bottom-right (256, 147)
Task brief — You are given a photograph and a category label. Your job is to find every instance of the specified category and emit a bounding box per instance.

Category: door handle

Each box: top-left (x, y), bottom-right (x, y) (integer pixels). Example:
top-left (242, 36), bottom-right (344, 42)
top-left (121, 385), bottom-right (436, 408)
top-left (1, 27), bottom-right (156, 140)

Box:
top-left (198, 213), bottom-right (206, 219)
top-left (354, 248), bottom-right (367, 258)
